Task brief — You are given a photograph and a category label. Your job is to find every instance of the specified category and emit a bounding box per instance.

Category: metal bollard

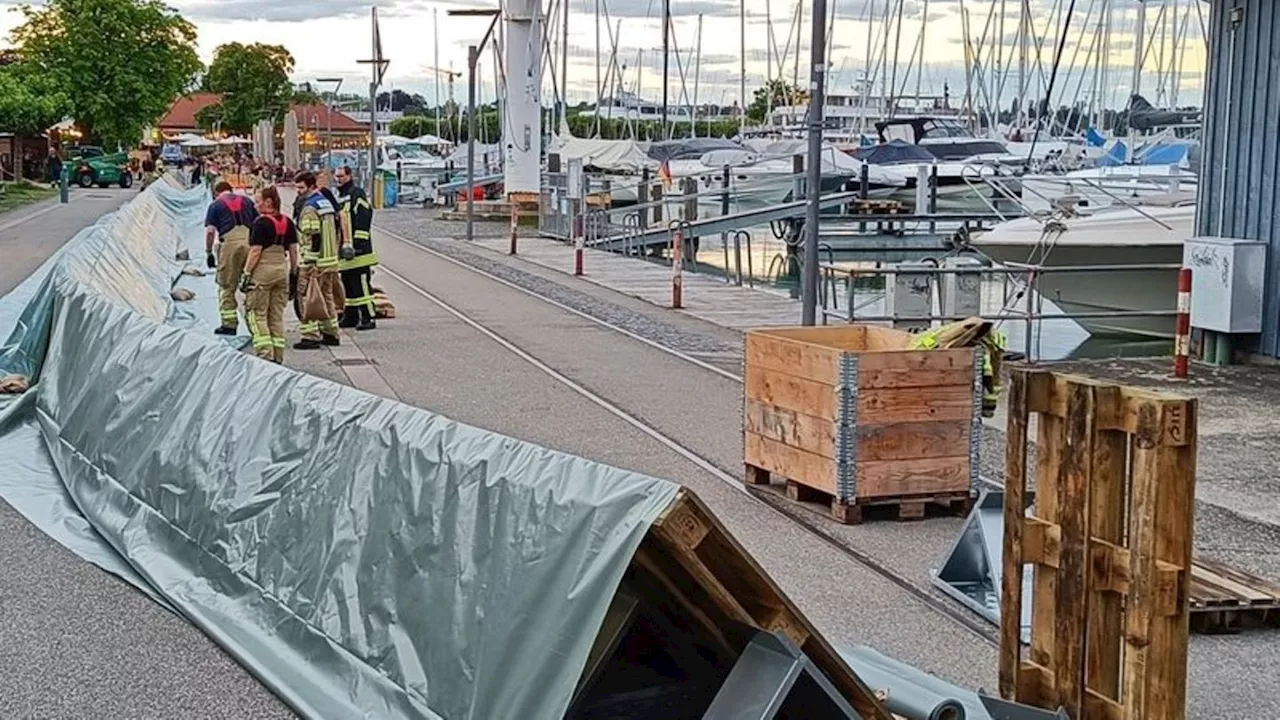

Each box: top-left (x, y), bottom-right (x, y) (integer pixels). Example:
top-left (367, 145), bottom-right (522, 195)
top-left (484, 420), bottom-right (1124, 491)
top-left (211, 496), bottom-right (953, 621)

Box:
top-left (1174, 267), bottom-right (1192, 378)
top-left (670, 221), bottom-right (685, 309)
top-left (509, 201), bottom-right (519, 255)
top-left (573, 211), bottom-right (585, 276)
top-left (59, 171), bottom-right (69, 204)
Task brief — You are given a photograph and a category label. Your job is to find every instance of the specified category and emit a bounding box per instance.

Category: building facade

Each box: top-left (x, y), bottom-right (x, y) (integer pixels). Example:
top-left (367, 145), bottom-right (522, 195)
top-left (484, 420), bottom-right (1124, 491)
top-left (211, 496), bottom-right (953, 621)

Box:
top-left (1197, 0), bottom-right (1280, 358)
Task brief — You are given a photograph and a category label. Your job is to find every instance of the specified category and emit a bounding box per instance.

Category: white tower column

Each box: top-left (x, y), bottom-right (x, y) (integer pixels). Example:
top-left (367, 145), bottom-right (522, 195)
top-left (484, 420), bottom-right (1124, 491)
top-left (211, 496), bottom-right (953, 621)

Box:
top-left (503, 0), bottom-right (542, 196)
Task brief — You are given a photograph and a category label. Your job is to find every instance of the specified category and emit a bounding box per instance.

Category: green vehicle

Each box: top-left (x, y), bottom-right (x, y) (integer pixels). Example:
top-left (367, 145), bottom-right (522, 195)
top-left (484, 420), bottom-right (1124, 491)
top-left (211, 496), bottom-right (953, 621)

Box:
top-left (66, 148), bottom-right (133, 189)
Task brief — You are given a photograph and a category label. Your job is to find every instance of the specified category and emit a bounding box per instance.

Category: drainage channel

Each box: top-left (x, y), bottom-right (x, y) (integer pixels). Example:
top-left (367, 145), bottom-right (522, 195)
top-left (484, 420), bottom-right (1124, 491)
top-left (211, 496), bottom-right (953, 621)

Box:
top-left (375, 229), bottom-right (999, 648)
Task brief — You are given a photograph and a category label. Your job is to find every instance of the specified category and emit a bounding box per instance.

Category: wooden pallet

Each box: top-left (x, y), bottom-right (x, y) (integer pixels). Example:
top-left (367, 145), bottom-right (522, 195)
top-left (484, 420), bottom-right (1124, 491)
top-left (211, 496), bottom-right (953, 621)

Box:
top-left (643, 489), bottom-right (892, 719)
top-left (1189, 559), bottom-right (1280, 633)
top-left (849, 198), bottom-right (907, 215)
top-left (746, 466), bottom-right (972, 524)
top-left (1000, 370), bottom-right (1196, 720)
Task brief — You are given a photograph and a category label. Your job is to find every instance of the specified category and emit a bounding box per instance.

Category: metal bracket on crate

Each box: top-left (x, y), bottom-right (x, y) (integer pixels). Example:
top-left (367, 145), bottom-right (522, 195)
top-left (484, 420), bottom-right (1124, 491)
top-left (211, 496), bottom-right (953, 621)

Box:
top-left (970, 347), bottom-right (985, 492)
top-left (833, 352), bottom-right (858, 503)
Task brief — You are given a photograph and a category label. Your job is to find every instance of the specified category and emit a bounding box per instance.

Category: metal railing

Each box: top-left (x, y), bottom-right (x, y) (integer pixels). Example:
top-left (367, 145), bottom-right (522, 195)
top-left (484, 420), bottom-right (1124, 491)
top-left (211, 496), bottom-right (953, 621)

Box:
top-left (817, 260), bottom-right (1183, 362)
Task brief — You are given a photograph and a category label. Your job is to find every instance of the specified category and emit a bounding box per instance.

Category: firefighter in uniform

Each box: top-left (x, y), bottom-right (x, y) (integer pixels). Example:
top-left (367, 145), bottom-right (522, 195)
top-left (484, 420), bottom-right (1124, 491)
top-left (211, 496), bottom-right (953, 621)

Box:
top-left (240, 186), bottom-right (300, 363)
top-left (333, 166), bottom-right (378, 330)
top-left (908, 318), bottom-right (1007, 417)
top-left (293, 170), bottom-right (344, 349)
top-left (204, 180), bottom-right (259, 335)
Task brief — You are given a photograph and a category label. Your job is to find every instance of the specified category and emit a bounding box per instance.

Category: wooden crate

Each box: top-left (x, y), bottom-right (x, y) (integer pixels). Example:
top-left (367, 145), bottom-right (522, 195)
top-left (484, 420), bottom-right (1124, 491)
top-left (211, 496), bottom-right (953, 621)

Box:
top-left (742, 325), bottom-right (983, 524)
top-left (1000, 369), bottom-right (1197, 720)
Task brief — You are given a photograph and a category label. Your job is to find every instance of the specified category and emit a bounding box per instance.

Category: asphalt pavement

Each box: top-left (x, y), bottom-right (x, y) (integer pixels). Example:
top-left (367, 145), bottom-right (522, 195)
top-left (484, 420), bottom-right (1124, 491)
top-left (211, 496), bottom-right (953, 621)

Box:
top-left (0, 187), bottom-right (294, 719)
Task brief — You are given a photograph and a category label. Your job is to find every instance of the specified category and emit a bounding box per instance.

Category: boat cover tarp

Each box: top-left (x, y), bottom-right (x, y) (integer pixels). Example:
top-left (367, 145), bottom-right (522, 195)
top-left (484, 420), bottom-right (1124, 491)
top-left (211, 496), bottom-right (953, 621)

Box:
top-left (646, 137), bottom-right (743, 163)
top-left (850, 139), bottom-right (937, 165)
top-left (0, 179), bottom-right (681, 719)
top-left (550, 135), bottom-right (655, 172)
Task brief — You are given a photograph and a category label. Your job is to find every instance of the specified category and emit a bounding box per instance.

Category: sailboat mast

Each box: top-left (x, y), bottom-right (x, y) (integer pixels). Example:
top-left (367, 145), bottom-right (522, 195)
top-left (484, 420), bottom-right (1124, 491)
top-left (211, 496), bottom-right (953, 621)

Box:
top-left (1017, 0), bottom-right (1029, 128)
top-left (915, 0), bottom-right (929, 105)
top-left (661, 0), bottom-right (670, 139)
top-left (561, 0), bottom-right (569, 130)
top-left (1128, 0), bottom-right (1145, 161)
top-left (693, 14), bottom-right (703, 138)
top-left (434, 9), bottom-right (441, 140)
top-left (740, 0), bottom-right (747, 132)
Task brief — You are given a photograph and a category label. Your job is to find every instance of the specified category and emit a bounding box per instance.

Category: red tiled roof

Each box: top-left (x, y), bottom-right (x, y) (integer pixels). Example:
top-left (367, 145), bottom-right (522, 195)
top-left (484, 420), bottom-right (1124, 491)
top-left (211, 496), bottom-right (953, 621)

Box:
top-left (291, 103), bottom-right (368, 132)
top-left (158, 92), bottom-right (222, 131)
top-left (158, 95), bottom-right (369, 134)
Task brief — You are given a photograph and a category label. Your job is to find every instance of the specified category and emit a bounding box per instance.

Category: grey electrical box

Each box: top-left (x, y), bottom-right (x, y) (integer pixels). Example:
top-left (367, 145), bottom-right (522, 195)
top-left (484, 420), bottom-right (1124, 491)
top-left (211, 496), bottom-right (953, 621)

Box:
top-left (940, 256), bottom-right (984, 318)
top-left (885, 262), bottom-right (934, 332)
top-left (1182, 236), bottom-right (1267, 333)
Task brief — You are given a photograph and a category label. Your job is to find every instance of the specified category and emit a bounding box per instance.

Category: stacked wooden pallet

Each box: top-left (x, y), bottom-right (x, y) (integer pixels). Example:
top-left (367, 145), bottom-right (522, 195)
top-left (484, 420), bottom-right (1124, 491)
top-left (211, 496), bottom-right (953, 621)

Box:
top-left (1189, 559), bottom-right (1280, 633)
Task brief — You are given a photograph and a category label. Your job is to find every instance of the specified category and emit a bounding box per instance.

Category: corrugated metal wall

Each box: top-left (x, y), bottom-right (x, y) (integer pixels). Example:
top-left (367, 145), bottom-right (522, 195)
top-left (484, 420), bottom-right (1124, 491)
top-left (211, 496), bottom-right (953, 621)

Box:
top-left (1197, 0), bottom-right (1280, 357)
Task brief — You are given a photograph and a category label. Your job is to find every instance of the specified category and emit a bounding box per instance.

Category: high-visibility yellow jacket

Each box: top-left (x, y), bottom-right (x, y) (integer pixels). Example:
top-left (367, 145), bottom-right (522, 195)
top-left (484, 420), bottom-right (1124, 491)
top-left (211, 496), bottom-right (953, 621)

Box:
top-left (298, 191), bottom-right (340, 269)
top-left (336, 182), bottom-right (378, 271)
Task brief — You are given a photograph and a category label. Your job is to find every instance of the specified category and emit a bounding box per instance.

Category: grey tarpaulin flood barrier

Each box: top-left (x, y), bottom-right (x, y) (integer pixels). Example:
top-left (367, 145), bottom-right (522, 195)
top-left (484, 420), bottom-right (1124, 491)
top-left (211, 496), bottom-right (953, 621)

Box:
top-left (0, 178), bottom-right (682, 718)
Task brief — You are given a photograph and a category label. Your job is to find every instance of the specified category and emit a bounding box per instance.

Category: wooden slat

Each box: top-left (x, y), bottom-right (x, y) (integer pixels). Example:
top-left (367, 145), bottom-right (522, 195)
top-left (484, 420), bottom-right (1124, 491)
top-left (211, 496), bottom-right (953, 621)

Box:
top-left (1146, 400), bottom-right (1196, 720)
top-left (1194, 559), bottom-right (1280, 603)
top-left (1087, 375), bottom-right (1128, 703)
top-left (1022, 517), bottom-right (1062, 568)
top-left (744, 432), bottom-right (836, 496)
top-left (649, 491), bottom-right (894, 720)
top-left (854, 348), bottom-right (977, 389)
top-left (857, 420), bottom-right (970, 462)
top-left (999, 370), bottom-right (1030, 701)
top-left (855, 456), bottom-right (970, 498)
top-left (858, 385), bottom-right (974, 424)
top-left (745, 366), bottom-right (837, 420)
top-left (744, 400), bottom-right (836, 459)
top-left (744, 331), bottom-right (842, 386)
top-left (1029, 393), bottom-right (1062, 671)
top-left (1052, 380), bottom-right (1095, 718)
top-left (1025, 373), bottom-right (1193, 447)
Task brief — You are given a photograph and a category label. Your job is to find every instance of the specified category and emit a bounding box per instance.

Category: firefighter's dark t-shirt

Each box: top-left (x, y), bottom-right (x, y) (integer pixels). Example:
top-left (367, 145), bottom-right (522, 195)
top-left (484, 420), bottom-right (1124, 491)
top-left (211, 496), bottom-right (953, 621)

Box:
top-left (205, 193), bottom-right (259, 238)
top-left (249, 215), bottom-right (298, 249)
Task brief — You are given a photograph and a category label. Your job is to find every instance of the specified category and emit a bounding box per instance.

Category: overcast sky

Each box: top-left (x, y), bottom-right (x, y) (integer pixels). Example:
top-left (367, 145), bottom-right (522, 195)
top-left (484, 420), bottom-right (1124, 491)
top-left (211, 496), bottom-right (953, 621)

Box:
top-left (1, 0), bottom-right (1208, 111)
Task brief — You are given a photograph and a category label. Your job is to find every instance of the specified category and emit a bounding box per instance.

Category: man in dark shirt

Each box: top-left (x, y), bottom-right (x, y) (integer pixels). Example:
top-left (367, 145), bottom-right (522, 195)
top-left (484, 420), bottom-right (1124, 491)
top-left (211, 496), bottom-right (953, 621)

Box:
top-left (204, 181), bottom-right (259, 334)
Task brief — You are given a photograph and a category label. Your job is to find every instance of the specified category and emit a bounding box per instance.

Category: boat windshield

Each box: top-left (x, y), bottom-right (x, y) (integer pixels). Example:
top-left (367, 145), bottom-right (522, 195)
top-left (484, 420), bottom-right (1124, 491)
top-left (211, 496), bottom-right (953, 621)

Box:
top-left (386, 144), bottom-right (432, 160)
top-left (919, 119), bottom-right (974, 139)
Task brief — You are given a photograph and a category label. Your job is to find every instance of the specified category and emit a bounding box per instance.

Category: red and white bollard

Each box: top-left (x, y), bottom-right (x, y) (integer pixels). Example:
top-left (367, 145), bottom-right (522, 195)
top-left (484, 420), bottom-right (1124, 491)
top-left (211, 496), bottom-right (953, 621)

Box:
top-left (509, 202), bottom-right (519, 255)
top-left (671, 227), bottom-right (684, 309)
top-left (573, 212), bottom-right (585, 276)
top-left (1174, 267), bottom-right (1192, 378)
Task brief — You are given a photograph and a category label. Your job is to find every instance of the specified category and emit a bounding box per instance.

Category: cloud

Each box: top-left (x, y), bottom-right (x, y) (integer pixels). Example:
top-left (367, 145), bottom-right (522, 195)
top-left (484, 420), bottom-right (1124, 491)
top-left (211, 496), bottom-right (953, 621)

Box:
top-left (175, 0), bottom-right (375, 23)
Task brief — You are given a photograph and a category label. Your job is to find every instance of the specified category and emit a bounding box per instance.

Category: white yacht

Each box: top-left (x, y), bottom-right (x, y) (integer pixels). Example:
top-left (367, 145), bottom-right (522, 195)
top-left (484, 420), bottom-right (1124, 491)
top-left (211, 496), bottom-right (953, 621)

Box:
top-left (973, 201), bottom-right (1194, 337)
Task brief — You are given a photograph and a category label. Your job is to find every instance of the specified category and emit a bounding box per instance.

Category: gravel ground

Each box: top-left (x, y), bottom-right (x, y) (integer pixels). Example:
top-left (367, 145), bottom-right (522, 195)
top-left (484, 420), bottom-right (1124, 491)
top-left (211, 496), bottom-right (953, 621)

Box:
top-left (376, 210), bottom-right (742, 357)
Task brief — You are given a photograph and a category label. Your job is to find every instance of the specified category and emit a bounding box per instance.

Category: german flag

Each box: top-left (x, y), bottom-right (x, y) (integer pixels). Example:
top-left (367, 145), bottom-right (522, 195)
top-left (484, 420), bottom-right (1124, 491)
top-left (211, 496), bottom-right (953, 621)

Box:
top-left (658, 159), bottom-right (673, 191)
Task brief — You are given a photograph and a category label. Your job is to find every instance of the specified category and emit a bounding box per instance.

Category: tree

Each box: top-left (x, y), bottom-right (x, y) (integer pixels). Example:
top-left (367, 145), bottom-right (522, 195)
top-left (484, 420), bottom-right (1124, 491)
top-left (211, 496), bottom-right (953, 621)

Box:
top-left (746, 79), bottom-right (807, 123)
top-left (376, 89), bottom-right (429, 113)
top-left (0, 63), bottom-right (69, 180)
top-left (11, 0), bottom-right (201, 146)
top-left (0, 63), bottom-right (69, 138)
top-left (200, 43), bottom-right (296, 134)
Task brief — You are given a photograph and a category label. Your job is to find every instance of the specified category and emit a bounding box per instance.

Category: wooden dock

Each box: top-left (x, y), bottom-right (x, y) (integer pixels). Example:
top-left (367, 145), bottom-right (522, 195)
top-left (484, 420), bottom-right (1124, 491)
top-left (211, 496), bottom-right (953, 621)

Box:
top-left (472, 235), bottom-right (805, 329)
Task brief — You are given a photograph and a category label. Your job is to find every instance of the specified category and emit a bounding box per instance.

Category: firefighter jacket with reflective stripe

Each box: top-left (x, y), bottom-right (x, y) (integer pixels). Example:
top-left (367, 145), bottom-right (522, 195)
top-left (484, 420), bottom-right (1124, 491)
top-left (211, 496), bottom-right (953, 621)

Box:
top-left (298, 192), bottom-right (340, 269)
top-left (336, 182), bottom-right (378, 270)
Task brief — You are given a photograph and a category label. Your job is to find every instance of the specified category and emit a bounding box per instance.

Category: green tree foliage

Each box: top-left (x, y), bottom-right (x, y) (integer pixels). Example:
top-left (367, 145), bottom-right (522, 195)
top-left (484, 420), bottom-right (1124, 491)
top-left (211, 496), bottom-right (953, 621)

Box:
top-left (0, 62), bottom-right (70, 137)
top-left (200, 43), bottom-right (296, 134)
top-left (746, 79), bottom-right (807, 123)
top-left (11, 0), bottom-right (201, 146)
